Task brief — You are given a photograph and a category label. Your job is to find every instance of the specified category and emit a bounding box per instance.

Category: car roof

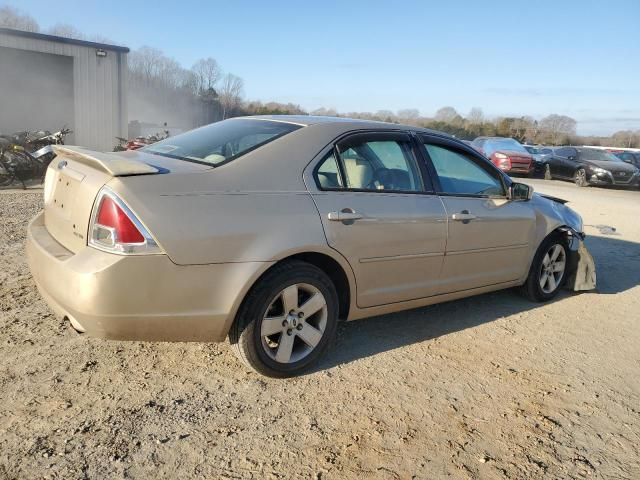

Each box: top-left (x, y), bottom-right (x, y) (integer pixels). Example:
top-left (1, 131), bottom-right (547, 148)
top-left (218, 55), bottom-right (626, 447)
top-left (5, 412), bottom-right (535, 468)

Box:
top-left (243, 115), bottom-right (452, 137)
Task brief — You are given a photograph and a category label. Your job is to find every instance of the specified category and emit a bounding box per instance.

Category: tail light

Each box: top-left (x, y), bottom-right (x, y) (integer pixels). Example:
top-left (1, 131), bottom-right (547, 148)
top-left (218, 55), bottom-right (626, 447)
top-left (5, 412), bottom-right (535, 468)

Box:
top-left (493, 152), bottom-right (512, 170)
top-left (89, 187), bottom-right (162, 255)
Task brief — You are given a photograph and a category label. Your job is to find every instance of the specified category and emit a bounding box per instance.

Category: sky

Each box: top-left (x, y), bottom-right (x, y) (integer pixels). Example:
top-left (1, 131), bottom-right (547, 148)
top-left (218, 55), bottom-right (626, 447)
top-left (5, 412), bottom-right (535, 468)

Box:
top-left (7, 0), bottom-right (640, 135)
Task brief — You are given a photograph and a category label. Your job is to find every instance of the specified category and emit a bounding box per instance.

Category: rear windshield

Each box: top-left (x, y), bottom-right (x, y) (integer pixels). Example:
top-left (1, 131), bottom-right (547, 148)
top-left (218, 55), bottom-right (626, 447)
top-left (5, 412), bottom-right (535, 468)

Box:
top-left (484, 139), bottom-right (528, 155)
top-left (142, 119), bottom-right (302, 166)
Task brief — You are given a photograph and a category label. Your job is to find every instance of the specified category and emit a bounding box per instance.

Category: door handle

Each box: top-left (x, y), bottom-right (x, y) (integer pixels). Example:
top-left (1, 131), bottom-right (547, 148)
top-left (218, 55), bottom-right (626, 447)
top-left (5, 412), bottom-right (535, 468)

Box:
top-left (328, 209), bottom-right (363, 222)
top-left (451, 211), bottom-right (477, 223)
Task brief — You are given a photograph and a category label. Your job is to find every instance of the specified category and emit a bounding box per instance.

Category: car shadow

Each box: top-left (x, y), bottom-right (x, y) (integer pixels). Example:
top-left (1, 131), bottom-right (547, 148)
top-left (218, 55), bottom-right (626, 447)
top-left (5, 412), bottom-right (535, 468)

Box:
top-left (313, 234), bottom-right (640, 372)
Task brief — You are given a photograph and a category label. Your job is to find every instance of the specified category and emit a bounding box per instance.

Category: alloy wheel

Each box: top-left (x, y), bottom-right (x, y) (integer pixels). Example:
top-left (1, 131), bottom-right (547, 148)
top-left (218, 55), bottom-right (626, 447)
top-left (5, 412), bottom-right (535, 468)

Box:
top-left (574, 169), bottom-right (587, 187)
top-left (260, 283), bottom-right (328, 364)
top-left (539, 244), bottom-right (566, 294)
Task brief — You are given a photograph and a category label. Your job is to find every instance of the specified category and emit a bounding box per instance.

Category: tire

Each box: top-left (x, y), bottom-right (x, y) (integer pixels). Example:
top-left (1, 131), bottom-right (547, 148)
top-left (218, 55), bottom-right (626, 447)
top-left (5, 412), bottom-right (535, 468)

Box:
top-left (573, 168), bottom-right (588, 187)
top-left (521, 234), bottom-right (569, 302)
top-left (229, 260), bottom-right (338, 377)
top-left (0, 173), bottom-right (12, 187)
top-left (544, 164), bottom-right (553, 180)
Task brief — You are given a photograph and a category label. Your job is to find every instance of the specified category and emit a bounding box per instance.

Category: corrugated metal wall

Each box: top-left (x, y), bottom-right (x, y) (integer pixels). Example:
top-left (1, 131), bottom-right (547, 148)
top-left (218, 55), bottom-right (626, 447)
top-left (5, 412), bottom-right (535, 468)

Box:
top-left (0, 31), bottom-right (127, 152)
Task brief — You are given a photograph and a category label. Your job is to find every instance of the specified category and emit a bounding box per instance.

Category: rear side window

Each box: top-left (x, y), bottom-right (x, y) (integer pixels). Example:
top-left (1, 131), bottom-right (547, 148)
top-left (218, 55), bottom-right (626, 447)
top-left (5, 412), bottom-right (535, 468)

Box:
top-left (142, 119), bottom-right (301, 166)
top-left (423, 143), bottom-right (505, 196)
top-left (316, 152), bottom-right (343, 189)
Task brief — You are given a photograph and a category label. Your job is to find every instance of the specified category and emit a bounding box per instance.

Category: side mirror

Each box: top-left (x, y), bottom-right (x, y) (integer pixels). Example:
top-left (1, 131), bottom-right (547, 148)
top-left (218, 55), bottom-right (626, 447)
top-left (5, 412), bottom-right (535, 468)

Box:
top-left (567, 155), bottom-right (576, 161)
top-left (509, 182), bottom-right (534, 201)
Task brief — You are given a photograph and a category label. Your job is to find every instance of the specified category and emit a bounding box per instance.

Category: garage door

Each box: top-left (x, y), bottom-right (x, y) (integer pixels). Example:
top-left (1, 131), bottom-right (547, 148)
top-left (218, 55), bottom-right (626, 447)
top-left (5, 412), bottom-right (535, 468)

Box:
top-left (0, 46), bottom-right (74, 143)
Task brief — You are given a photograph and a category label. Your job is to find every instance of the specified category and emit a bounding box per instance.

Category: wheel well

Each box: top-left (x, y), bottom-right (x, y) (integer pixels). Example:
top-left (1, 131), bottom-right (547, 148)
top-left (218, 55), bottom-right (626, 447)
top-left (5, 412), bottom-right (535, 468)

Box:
top-left (287, 252), bottom-right (351, 320)
top-left (248, 253), bottom-right (351, 320)
top-left (230, 252), bottom-right (352, 339)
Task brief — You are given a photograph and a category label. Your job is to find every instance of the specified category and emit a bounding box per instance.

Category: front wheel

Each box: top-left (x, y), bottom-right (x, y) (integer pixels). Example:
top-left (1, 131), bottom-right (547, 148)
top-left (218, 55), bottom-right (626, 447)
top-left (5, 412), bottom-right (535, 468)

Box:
top-left (521, 234), bottom-right (568, 302)
top-left (230, 260), bottom-right (338, 377)
top-left (574, 168), bottom-right (588, 187)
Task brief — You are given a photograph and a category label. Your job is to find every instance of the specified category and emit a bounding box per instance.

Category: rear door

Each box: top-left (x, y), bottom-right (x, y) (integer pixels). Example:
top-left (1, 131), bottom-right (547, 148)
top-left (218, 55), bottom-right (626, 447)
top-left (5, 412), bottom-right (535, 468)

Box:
top-left (308, 131), bottom-right (447, 308)
top-left (417, 135), bottom-right (536, 293)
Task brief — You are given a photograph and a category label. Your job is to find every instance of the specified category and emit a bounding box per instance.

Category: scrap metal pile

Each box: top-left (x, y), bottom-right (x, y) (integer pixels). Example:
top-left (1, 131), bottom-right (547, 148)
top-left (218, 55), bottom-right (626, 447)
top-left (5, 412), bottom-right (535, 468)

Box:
top-left (113, 129), bottom-right (170, 151)
top-left (0, 127), bottom-right (71, 189)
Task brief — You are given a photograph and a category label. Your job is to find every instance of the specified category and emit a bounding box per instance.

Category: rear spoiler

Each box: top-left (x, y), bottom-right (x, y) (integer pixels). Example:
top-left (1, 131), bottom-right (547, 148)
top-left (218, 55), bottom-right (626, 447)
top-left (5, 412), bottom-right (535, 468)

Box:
top-left (52, 145), bottom-right (160, 176)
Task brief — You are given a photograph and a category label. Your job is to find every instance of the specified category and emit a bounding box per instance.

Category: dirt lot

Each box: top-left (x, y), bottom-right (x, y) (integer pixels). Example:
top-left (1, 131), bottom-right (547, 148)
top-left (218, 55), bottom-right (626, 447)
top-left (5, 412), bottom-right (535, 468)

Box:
top-left (1, 180), bottom-right (639, 479)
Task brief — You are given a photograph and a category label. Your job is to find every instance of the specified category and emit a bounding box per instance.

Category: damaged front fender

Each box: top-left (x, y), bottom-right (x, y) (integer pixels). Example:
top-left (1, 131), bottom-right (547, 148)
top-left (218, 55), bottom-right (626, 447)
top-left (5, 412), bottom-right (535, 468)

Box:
top-left (560, 228), bottom-right (597, 291)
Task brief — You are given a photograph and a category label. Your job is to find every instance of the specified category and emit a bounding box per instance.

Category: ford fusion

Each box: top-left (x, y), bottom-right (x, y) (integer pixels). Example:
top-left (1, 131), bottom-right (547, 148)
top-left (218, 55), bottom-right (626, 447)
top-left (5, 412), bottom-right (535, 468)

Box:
top-left (27, 116), bottom-right (596, 377)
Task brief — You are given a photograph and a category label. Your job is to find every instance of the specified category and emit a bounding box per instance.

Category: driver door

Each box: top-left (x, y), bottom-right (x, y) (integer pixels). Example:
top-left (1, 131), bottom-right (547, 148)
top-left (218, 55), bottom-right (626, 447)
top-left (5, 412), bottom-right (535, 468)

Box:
top-left (418, 136), bottom-right (536, 293)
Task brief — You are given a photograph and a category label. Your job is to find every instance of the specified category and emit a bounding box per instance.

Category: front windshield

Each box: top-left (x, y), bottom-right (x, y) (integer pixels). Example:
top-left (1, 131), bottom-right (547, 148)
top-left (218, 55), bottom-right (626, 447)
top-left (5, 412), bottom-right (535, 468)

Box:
top-left (578, 149), bottom-right (624, 162)
top-left (143, 119), bottom-right (301, 166)
top-left (485, 139), bottom-right (528, 155)
top-left (524, 146), bottom-right (539, 154)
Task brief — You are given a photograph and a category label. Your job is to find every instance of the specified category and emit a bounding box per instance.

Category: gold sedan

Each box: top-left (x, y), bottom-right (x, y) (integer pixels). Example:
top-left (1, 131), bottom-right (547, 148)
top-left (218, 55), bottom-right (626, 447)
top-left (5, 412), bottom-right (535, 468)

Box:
top-left (27, 116), bottom-right (595, 377)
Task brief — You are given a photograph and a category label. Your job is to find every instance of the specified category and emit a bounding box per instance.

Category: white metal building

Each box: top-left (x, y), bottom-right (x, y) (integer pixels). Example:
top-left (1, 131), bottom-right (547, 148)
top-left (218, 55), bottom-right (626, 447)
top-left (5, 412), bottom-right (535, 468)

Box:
top-left (0, 27), bottom-right (128, 151)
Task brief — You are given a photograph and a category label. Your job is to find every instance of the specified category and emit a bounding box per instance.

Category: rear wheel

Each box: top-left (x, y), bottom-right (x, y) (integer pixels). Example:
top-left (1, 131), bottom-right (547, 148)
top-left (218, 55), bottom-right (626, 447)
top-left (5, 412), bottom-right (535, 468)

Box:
top-left (230, 260), bottom-right (338, 377)
top-left (521, 234), bottom-right (568, 302)
top-left (574, 168), bottom-right (588, 187)
top-left (0, 170), bottom-right (12, 187)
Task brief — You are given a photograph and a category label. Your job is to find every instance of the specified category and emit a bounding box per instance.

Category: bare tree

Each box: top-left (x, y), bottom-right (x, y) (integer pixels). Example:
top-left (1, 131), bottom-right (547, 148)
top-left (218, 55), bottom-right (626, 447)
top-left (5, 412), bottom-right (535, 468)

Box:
top-left (510, 116), bottom-right (535, 142)
top-left (375, 110), bottom-right (396, 122)
top-left (397, 108), bottom-right (420, 120)
top-left (0, 6), bottom-right (39, 32)
top-left (311, 107), bottom-right (338, 116)
top-left (467, 107), bottom-right (484, 124)
top-left (538, 114), bottom-right (577, 145)
top-left (47, 23), bottom-right (86, 39)
top-left (218, 74), bottom-right (244, 119)
top-left (128, 46), bottom-right (167, 85)
top-left (434, 106), bottom-right (460, 123)
top-left (192, 58), bottom-right (222, 94)
top-left (611, 130), bottom-right (640, 148)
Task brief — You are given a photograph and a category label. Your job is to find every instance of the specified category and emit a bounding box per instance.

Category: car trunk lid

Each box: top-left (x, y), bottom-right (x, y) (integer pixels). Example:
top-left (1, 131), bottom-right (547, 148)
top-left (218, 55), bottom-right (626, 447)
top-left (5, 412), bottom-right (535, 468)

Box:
top-left (43, 146), bottom-right (211, 253)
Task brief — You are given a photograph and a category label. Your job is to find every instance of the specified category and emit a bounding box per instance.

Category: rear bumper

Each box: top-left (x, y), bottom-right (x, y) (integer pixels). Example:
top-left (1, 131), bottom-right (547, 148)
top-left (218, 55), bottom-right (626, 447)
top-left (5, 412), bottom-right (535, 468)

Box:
top-left (26, 212), bottom-right (270, 342)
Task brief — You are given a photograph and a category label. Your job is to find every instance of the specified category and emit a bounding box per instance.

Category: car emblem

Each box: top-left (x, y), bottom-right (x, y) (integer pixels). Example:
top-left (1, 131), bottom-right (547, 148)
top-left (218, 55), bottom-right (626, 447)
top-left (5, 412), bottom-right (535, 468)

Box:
top-left (57, 160), bottom-right (67, 170)
top-left (619, 172), bottom-right (626, 176)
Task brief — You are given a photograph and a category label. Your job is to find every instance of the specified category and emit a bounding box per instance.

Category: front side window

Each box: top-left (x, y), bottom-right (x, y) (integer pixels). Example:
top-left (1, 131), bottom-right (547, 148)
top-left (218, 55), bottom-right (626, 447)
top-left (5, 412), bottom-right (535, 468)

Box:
top-left (143, 119), bottom-right (301, 166)
top-left (335, 137), bottom-right (424, 192)
top-left (423, 143), bottom-right (505, 196)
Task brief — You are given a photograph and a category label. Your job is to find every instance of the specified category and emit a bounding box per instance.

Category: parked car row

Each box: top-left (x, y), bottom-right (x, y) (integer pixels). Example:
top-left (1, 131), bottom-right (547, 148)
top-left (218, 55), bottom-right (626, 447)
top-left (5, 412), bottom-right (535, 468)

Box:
top-left (543, 147), bottom-right (640, 188)
top-left (468, 136), bottom-right (640, 189)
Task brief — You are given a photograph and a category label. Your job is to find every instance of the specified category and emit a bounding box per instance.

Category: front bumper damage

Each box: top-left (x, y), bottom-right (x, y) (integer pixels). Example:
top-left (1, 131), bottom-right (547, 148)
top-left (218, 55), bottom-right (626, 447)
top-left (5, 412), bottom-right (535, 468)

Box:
top-left (562, 228), bottom-right (597, 291)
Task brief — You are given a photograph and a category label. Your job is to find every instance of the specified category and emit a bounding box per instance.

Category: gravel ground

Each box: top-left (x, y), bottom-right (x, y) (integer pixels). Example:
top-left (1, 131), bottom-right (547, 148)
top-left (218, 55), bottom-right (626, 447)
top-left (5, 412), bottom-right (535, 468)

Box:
top-left (1, 180), bottom-right (639, 479)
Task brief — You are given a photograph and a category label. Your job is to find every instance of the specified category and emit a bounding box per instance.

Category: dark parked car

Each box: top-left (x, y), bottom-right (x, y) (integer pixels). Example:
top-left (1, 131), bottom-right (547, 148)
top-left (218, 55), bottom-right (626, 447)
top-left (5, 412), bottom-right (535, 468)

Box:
top-left (614, 150), bottom-right (640, 168)
top-left (544, 147), bottom-right (640, 187)
top-left (523, 145), bottom-right (553, 170)
top-left (471, 137), bottom-right (534, 176)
